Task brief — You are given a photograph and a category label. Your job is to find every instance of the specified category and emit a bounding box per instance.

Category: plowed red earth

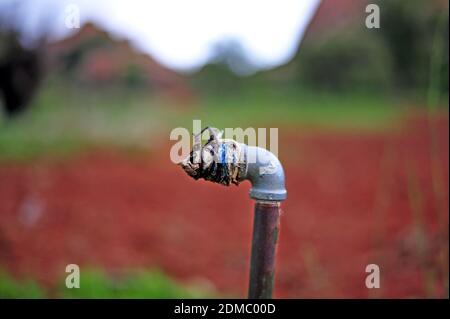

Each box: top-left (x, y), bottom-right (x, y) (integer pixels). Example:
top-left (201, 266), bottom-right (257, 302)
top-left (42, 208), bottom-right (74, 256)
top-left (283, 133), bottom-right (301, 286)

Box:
top-left (0, 115), bottom-right (448, 298)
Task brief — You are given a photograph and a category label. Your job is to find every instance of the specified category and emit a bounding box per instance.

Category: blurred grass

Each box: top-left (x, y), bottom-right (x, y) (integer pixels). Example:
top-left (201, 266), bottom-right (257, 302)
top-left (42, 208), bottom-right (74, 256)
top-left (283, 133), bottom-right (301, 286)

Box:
top-left (0, 82), bottom-right (435, 162)
top-left (190, 90), bottom-right (401, 130)
top-left (0, 85), bottom-right (171, 161)
top-left (0, 269), bottom-right (45, 298)
top-left (0, 268), bottom-right (214, 298)
top-left (59, 268), bottom-right (213, 299)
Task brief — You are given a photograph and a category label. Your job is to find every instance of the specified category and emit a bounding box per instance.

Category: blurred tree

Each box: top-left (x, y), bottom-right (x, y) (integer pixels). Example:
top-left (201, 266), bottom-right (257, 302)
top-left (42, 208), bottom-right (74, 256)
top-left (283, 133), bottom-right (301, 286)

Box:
top-left (295, 30), bottom-right (393, 93)
top-left (281, 0), bottom-right (449, 99)
top-left (60, 37), bottom-right (112, 75)
top-left (123, 63), bottom-right (146, 88)
top-left (377, 0), bottom-right (449, 96)
top-left (210, 39), bottom-right (257, 76)
top-left (189, 39), bottom-right (256, 96)
top-left (0, 25), bottom-right (44, 118)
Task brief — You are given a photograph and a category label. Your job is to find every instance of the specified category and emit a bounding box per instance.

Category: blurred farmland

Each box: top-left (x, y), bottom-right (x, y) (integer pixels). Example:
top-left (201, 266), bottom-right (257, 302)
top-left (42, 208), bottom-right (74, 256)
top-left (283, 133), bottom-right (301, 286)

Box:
top-left (0, 0), bottom-right (448, 298)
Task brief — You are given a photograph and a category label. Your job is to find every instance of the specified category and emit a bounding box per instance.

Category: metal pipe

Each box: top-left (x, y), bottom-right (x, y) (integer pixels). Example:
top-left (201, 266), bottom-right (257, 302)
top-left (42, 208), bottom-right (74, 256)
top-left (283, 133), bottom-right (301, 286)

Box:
top-left (179, 128), bottom-right (287, 299)
top-left (248, 201), bottom-right (281, 299)
top-left (238, 144), bottom-right (286, 299)
top-left (238, 144), bottom-right (287, 202)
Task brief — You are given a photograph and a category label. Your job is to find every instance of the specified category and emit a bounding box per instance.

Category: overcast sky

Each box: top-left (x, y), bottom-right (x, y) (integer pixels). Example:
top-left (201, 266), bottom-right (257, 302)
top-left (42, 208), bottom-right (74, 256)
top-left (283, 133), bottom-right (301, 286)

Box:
top-left (0, 0), bottom-right (320, 72)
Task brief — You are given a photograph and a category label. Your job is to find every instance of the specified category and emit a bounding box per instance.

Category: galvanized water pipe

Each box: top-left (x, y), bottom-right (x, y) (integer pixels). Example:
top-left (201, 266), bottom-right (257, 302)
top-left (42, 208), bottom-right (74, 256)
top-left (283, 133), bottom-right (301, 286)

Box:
top-left (179, 128), bottom-right (287, 299)
top-left (239, 144), bottom-right (286, 299)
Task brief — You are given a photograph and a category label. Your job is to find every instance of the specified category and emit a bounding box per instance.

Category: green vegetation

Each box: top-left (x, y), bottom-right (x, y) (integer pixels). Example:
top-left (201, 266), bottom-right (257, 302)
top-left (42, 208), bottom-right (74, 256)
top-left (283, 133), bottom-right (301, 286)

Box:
top-left (0, 268), bottom-right (214, 298)
top-left (0, 81), bottom-right (416, 162)
top-left (0, 84), bottom-right (171, 161)
top-left (0, 269), bottom-right (45, 298)
top-left (295, 30), bottom-right (393, 93)
top-left (60, 268), bottom-right (213, 299)
top-left (190, 90), bottom-right (402, 131)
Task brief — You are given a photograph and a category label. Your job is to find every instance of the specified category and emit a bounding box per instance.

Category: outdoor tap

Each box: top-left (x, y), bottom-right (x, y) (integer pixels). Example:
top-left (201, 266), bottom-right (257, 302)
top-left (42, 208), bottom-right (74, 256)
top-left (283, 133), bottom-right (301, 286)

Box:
top-left (179, 127), bottom-right (287, 202)
top-left (179, 126), bottom-right (287, 299)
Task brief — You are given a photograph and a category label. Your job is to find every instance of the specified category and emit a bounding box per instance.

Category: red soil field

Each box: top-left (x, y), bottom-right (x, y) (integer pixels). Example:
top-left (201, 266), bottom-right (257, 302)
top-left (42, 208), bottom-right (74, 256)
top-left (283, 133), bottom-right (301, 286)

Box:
top-left (0, 115), bottom-right (448, 298)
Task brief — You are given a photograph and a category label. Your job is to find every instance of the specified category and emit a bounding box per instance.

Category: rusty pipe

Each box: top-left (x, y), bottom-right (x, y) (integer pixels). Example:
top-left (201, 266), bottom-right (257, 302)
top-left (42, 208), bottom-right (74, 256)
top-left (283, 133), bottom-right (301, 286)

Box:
top-left (248, 201), bottom-right (281, 299)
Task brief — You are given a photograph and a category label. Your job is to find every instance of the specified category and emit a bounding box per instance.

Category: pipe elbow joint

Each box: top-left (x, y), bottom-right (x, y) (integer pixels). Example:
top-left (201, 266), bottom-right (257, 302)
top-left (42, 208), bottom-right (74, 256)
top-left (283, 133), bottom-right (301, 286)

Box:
top-left (239, 145), bottom-right (287, 202)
